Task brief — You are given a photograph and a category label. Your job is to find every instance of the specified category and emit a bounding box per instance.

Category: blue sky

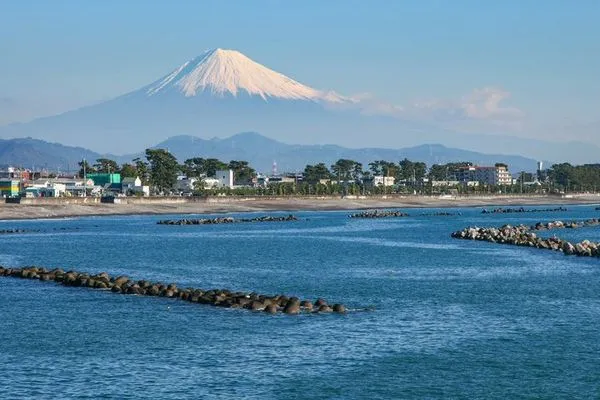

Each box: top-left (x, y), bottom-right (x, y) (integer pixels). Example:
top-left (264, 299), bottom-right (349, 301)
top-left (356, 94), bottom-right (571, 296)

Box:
top-left (1, 0), bottom-right (599, 142)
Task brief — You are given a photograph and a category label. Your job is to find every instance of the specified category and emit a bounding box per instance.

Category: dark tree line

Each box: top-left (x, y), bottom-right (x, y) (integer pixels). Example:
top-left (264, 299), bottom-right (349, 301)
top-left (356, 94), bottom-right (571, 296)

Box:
top-left (77, 150), bottom-right (600, 195)
top-left (547, 163), bottom-right (600, 191)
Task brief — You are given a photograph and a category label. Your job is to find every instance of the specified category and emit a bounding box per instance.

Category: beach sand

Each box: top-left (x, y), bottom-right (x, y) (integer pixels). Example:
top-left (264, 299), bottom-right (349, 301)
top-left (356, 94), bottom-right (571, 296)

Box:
top-left (1, 195), bottom-right (599, 220)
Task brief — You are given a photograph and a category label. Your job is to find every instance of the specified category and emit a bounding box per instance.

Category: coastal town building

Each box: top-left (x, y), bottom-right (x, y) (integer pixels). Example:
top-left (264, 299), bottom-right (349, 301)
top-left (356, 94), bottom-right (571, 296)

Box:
top-left (363, 175), bottom-right (395, 188)
top-left (266, 175), bottom-right (296, 184)
top-left (215, 169), bottom-right (234, 189)
top-left (0, 166), bottom-right (31, 181)
top-left (0, 179), bottom-right (21, 197)
top-left (87, 173), bottom-right (121, 187)
top-left (24, 178), bottom-right (96, 197)
top-left (202, 177), bottom-right (220, 188)
top-left (122, 177), bottom-right (149, 196)
top-left (176, 176), bottom-right (197, 194)
top-left (373, 176), bottom-right (395, 187)
top-left (458, 164), bottom-right (513, 186)
top-left (426, 180), bottom-right (461, 187)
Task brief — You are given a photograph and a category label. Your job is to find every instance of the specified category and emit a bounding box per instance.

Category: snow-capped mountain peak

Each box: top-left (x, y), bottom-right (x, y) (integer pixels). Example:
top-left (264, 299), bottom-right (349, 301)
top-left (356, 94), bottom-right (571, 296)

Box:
top-left (145, 48), bottom-right (347, 102)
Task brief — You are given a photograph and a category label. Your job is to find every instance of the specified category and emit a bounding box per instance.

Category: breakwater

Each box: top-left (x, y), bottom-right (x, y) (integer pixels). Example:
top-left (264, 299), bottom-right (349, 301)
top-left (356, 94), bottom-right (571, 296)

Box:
top-left (451, 224), bottom-right (600, 258)
top-left (481, 206), bottom-right (568, 214)
top-left (531, 218), bottom-right (600, 230)
top-left (349, 210), bottom-right (409, 219)
top-left (0, 266), bottom-right (346, 315)
top-left (158, 214), bottom-right (298, 225)
top-left (0, 227), bottom-right (82, 235)
top-left (419, 212), bottom-right (461, 217)
top-left (0, 228), bottom-right (35, 234)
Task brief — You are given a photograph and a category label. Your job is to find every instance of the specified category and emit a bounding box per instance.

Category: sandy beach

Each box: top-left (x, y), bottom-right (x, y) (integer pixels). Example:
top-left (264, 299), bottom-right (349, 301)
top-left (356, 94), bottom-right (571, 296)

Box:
top-left (1, 194), bottom-right (599, 220)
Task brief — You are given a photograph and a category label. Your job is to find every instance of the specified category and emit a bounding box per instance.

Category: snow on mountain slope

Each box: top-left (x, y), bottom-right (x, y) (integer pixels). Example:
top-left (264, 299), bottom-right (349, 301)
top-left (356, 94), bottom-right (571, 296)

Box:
top-left (145, 48), bottom-right (349, 102)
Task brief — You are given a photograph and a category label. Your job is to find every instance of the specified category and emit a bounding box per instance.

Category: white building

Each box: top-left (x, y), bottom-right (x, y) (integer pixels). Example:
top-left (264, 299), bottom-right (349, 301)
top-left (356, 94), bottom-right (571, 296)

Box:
top-left (494, 164), bottom-right (513, 185)
top-left (458, 164), bottom-right (512, 185)
top-left (122, 177), bottom-right (142, 189)
top-left (429, 180), bottom-right (461, 187)
top-left (372, 176), bottom-right (395, 187)
top-left (30, 178), bottom-right (96, 197)
top-left (26, 181), bottom-right (66, 197)
top-left (175, 176), bottom-right (197, 193)
top-left (215, 169), bottom-right (234, 189)
top-left (122, 177), bottom-right (149, 196)
top-left (202, 177), bottom-right (220, 188)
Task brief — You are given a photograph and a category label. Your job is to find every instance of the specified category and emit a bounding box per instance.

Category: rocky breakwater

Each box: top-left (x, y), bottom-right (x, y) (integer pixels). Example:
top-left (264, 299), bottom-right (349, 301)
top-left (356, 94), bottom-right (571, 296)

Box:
top-left (419, 212), bottom-right (461, 217)
top-left (158, 214), bottom-right (298, 225)
top-left (0, 266), bottom-right (347, 315)
top-left (349, 210), bottom-right (409, 219)
top-left (531, 218), bottom-right (600, 231)
top-left (481, 207), bottom-right (568, 214)
top-left (0, 227), bottom-right (82, 235)
top-left (451, 224), bottom-right (600, 258)
top-left (0, 228), bottom-right (38, 235)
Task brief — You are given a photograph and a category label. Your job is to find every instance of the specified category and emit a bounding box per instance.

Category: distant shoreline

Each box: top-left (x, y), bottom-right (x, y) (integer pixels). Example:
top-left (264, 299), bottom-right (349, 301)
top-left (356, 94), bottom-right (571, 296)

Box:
top-left (0, 195), bottom-right (599, 221)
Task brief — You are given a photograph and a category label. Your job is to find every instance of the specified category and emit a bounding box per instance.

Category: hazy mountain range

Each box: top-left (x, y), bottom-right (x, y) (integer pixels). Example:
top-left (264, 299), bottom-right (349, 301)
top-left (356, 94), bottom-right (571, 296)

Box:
top-left (0, 132), bottom-right (544, 174)
top-left (0, 48), bottom-right (596, 164)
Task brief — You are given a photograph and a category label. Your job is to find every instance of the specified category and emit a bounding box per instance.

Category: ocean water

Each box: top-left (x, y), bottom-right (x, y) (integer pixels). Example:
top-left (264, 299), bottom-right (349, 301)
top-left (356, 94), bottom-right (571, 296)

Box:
top-left (1, 205), bottom-right (600, 399)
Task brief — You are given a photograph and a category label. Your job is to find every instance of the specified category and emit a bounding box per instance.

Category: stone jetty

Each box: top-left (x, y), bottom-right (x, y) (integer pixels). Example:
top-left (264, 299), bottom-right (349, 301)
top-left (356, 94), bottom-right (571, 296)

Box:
top-left (481, 206), bottom-right (567, 214)
top-left (158, 214), bottom-right (298, 225)
top-left (451, 224), bottom-right (600, 258)
top-left (349, 210), bottom-right (409, 219)
top-left (0, 266), bottom-right (346, 315)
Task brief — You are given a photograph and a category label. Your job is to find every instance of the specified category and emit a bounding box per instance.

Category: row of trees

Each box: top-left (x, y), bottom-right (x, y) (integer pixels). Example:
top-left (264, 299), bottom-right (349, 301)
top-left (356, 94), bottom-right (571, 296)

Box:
top-left (304, 159), bottom-right (429, 183)
top-left (77, 149), bottom-right (600, 195)
top-left (78, 150), bottom-right (257, 194)
top-left (547, 163), bottom-right (600, 192)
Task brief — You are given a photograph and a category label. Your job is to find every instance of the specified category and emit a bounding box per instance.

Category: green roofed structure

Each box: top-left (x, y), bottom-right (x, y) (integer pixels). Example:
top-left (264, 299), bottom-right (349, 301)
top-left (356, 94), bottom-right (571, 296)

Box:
top-left (87, 173), bottom-right (121, 187)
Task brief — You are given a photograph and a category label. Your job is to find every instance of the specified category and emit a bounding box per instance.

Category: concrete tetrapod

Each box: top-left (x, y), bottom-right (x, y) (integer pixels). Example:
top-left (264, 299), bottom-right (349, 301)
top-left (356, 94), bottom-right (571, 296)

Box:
top-left (451, 224), bottom-right (600, 258)
top-left (0, 266), bottom-right (348, 315)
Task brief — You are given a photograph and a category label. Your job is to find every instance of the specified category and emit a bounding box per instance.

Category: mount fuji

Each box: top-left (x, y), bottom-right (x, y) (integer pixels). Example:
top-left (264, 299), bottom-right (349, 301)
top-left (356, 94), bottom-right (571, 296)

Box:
top-left (144, 48), bottom-right (348, 103)
top-left (0, 48), bottom-right (369, 153)
top-left (0, 48), bottom-right (598, 163)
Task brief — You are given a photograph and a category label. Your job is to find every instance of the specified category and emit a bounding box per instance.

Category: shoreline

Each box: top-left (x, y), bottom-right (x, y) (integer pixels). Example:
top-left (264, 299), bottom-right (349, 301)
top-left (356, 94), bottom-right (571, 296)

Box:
top-left (1, 195), bottom-right (599, 221)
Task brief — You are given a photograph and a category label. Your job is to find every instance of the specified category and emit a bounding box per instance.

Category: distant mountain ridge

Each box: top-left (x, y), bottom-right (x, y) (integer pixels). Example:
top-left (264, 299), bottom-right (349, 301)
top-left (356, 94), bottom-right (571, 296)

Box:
top-left (0, 137), bottom-right (111, 171)
top-left (150, 132), bottom-right (543, 173)
top-left (0, 132), bottom-right (543, 173)
top-left (1, 47), bottom-right (596, 164)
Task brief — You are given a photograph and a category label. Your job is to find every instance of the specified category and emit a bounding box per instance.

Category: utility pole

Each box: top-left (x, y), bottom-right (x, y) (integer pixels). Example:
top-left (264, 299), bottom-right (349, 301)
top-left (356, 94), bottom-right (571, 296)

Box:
top-left (83, 158), bottom-right (87, 197)
top-left (520, 171), bottom-right (524, 194)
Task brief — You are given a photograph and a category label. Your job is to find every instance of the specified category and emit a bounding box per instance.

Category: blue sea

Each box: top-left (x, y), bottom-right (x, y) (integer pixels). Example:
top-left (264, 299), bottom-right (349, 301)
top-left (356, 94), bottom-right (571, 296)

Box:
top-left (1, 205), bottom-right (600, 399)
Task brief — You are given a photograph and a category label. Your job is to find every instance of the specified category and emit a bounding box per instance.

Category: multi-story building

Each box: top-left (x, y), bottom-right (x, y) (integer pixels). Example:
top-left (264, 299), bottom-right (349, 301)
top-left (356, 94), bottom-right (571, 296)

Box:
top-left (494, 164), bottom-right (513, 185)
top-left (458, 164), bottom-right (512, 185)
